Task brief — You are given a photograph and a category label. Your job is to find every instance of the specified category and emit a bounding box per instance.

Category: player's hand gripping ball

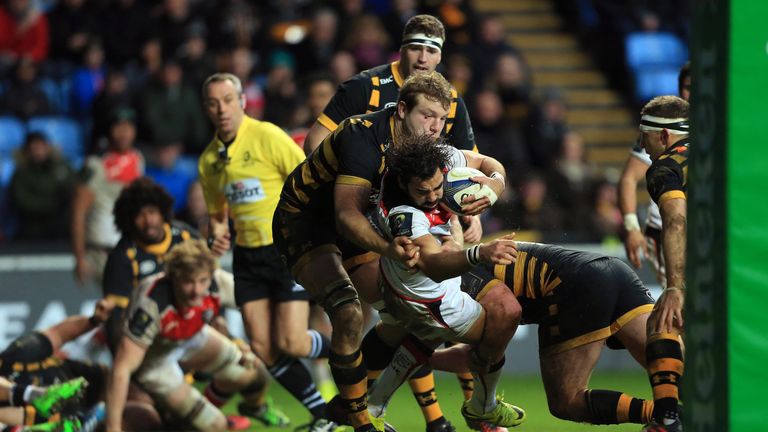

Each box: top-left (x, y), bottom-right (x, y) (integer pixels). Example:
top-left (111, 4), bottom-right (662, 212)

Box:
top-left (442, 167), bottom-right (498, 216)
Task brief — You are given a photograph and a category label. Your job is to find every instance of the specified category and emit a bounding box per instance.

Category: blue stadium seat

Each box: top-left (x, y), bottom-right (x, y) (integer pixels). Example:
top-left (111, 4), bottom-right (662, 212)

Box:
top-left (27, 116), bottom-right (84, 167)
top-left (0, 116), bottom-right (26, 159)
top-left (0, 156), bottom-right (14, 188)
top-left (634, 67), bottom-right (681, 103)
top-left (39, 78), bottom-right (73, 115)
top-left (625, 32), bottom-right (687, 71)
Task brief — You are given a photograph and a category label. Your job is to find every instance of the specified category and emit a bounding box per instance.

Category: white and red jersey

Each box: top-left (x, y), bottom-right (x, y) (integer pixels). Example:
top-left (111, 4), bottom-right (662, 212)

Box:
top-left (629, 144), bottom-right (662, 230)
top-left (375, 201), bottom-right (461, 301)
top-left (122, 270), bottom-right (234, 350)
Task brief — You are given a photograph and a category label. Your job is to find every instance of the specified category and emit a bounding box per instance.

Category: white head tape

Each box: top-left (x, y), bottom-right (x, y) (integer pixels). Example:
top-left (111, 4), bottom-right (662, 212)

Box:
top-left (401, 33), bottom-right (444, 51)
top-left (639, 115), bottom-right (690, 135)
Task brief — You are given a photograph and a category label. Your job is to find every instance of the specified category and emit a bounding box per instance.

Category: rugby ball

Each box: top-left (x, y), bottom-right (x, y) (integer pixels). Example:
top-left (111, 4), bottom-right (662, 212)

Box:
top-left (442, 167), bottom-right (498, 215)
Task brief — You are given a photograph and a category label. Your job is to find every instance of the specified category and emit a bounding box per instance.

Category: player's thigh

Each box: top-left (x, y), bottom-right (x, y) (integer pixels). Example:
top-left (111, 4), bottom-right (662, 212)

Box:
top-left (241, 298), bottom-right (272, 346)
top-left (348, 259), bottom-right (382, 305)
top-left (539, 340), bottom-right (604, 406)
top-left (615, 311), bottom-right (651, 367)
top-left (180, 326), bottom-right (239, 373)
top-left (295, 247), bottom-right (349, 298)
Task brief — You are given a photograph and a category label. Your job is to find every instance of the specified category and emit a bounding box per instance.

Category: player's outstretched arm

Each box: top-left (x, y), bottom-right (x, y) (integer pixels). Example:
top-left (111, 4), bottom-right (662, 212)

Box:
top-left (459, 150), bottom-right (506, 216)
top-left (41, 299), bottom-right (114, 351)
top-left (106, 337), bottom-right (148, 432)
top-left (619, 155), bottom-right (651, 268)
top-left (417, 233), bottom-right (517, 282)
top-left (335, 182), bottom-right (394, 256)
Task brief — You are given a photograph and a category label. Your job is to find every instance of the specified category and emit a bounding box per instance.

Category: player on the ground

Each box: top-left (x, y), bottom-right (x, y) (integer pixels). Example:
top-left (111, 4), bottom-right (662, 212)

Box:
top-left (199, 73), bottom-right (331, 430)
top-left (0, 299), bottom-right (157, 431)
top-left (637, 96), bottom-right (689, 432)
top-left (102, 176), bottom-right (287, 427)
top-left (619, 62), bottom-right (690, 282)
top-left (105, 239), bottom-right (267, 432)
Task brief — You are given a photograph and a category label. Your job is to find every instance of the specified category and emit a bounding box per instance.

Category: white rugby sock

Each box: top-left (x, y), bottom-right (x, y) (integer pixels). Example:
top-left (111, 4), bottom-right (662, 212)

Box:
top-left (469, 356), bottom-right (505, 413)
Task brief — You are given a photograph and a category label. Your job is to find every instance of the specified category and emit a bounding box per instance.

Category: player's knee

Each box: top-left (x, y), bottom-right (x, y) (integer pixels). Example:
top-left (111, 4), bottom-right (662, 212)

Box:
top-left (275, 331), bottom-right (308, 357)
top-left (328, 300), bottom-right (364, 343)
top-left (178, 388), bottom-right (227, 431)
top-left (547, 390), bottom-right (585, 422)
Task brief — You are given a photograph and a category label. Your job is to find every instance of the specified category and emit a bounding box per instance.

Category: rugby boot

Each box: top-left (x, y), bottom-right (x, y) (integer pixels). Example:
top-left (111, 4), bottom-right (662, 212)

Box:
top-left (238, 397), bottom-right (291, 427)
top-left (30, 378), bottom-right (88, 418)
top-left (461, 397), bottom-right (526, 430)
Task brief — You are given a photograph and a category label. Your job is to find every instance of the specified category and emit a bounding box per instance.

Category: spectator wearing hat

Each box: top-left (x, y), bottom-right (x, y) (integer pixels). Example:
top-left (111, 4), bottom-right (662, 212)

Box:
top-left (10, 132), bottom-right (76, 240)
top-left (71, 107), bottom-right (144, 288)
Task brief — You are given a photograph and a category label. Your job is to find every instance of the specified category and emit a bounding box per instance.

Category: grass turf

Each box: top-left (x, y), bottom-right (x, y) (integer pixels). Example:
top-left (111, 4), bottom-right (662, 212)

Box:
top-left (217, 370), bottom-right (650, 431)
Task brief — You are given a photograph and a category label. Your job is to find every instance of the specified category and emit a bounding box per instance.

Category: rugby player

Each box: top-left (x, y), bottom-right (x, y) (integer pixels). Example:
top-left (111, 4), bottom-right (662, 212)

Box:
top-left (274, 71), bottom-right (517, 432)
top-left (637, 96), bottom-right (690, 432)
top-left (366, 135), bottom-right (525, 430)
top-left (105, 239), bottom-right (266, 432)
top-left (303, 15), bottom-right (482, 429)
top-left (102, 177), bottom-right (286, 426)
top-left (199, 73), bottom-right (330, 430)
top-left (0, 299), bottom-right (158, 431)
top-left (619, 62), bottom-right (690, 283)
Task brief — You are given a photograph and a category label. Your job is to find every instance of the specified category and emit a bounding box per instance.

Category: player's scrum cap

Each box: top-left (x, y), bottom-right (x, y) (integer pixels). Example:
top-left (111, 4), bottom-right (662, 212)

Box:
top-left (401, 33), bottom-right (444, 51)
top-left (639, 115), bottom-right (689, 135)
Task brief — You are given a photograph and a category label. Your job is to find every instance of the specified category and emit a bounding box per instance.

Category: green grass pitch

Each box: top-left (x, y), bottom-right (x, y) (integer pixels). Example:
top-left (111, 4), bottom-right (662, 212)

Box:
top-left (218, 370), bottom-right (650, 431)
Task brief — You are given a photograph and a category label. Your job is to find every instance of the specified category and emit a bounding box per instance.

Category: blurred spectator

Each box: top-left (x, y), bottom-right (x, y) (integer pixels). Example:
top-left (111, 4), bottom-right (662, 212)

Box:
top-left (489, 52), bottom-right (532, 124)
top-left (382, 0), bottom-right (417, 48)
top-left (100, 0), bottom-right (152, 68)
top-left (145, 141), bottom-right (196, 213)
top-left (547, 130), bottom-right (599, 234)
top-left (290, 73), bottom-right (336, 147)
top-left (293, 8), bottom-right (340, 76)
top-left (425, 0), bottom-right (478, 51)
top-left (468, 15), bottom-right (521, 86)
top-left (1, 56), bottom-right (52, 119)
top-left (525, 89), bottom-right (568, 170)
top-left (90, 69), bottom-right (135, 152)
top-left (9, 132), bottom-right (75, 240)
top-left (153, 0), bottom-right (201, 59)
top-left (71, 107), bottom-right (144, 287)
top-left (589, 179), bottom-right (622, 242)
top-left (444, 53), bottom-right (474, 97)
top-left (205, 0), bottom-right (261, 51)
top-left (334, 0), bottom-right (365, 44)
top-left (46, 0), bottom-right (99, 65)
top-left (262, 50), bottom-right (299, 128)
top-left (140, 59), bottom-right (208, 152)
top-left (177, 22), bottom-right (215, 92)
top-left (0, 0), bottom-right (49, 70)
top-left (509, 172), bottom-right (564, 233)
top-left (471, 89), bottom-right (529, 185)
top-left (71, 40), bottom-right (106, 117)
top-left (229, 47), bottom-right (264, 120)
top-left (342, 14), bottom-right (392, 70)
top-left (329, 50), bottom-right (357, 85)
top-left (175, 180), bottom-right (208, 235)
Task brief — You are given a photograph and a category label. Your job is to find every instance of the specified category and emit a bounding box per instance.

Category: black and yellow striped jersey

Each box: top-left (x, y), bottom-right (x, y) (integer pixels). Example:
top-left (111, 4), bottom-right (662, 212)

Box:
top-left (646, 138), bottom-right (689, 206)
top-left (318, 61), bottom-right (476, 151)
top-left (102, 222), bottom-right (196, 307)
top-left (478, 242), bottom-right (604, 305)
top-left (279, 108), bottom-right (397, 214)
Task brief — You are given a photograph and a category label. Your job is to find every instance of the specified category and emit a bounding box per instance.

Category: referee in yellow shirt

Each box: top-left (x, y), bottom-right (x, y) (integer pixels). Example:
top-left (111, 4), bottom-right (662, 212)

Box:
top-left (199, 73), bottom-right (332, 429)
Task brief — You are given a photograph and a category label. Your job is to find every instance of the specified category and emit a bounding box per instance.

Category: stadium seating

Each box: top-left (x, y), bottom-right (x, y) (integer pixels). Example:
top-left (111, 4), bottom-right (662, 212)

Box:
top-left (625, 32), bottom-right (688, 102)
top-left (27, 116), bottom-right (84, 168)
top-left (625, 32), bottom-right (688, 70)
top-left (0, 116), bottom-right (26, 159)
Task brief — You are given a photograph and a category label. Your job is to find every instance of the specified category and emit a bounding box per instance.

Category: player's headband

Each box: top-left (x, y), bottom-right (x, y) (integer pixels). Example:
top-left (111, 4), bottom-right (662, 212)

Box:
top-left (401, 33), bottom-right (443, 51)
top-left (639, 115), bottom-right (689, 135)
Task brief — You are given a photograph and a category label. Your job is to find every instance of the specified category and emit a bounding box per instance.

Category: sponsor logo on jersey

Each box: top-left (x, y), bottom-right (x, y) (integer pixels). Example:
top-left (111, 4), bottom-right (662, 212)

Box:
top-left (139, 260), bottom-right (157, 276)
top-left (223, 179), bottom-right (266, 204)
top-left (380, 76), bottom-right (394, 85)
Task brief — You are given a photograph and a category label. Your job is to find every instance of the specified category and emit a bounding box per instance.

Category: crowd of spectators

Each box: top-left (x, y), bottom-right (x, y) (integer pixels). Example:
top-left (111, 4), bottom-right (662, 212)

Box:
top-left (0, 0), bottom-right (677, 247)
